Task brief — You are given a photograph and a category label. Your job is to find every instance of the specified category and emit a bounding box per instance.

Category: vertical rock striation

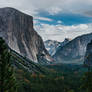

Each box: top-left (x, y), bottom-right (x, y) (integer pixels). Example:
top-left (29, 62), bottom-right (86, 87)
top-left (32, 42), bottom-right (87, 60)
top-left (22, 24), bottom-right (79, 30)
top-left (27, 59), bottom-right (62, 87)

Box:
top-left (0, 7), bottom-right (53, 63)
top-left (84, 40), bottom-right (92, 66)
top-left (53, 33), bottom-right (92, 64)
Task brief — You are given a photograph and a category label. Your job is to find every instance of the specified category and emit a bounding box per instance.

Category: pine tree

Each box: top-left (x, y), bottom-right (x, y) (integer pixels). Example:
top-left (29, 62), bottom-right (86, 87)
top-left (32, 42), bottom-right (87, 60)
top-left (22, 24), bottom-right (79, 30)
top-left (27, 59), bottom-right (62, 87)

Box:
top-left (0, 37), bottom-right (17, 92)
top-left (80, 72), bottom-right (92, 92)
top-left (80, 53), bottom-right (92, 92)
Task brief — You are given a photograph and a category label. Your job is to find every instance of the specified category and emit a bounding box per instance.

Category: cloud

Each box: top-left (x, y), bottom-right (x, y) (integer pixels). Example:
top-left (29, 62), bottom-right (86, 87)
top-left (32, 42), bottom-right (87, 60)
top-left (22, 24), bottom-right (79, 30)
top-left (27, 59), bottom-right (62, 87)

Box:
top-left (57, 20), bottom-right (63, 24)
top-left (83, 10), bottom-right (92, 17)
top-left (47, 7), bottom-right (62, 15)
top-left (0, 0), bottom-right (92, 42)
top-left (0, 0), bottom-right (92, 16)
top-left (0, 0), bottom-right (38, 15)
top-left (34, 17), bottom-right (53, 22)
top-left (34, 23), bottom-right (92, 42)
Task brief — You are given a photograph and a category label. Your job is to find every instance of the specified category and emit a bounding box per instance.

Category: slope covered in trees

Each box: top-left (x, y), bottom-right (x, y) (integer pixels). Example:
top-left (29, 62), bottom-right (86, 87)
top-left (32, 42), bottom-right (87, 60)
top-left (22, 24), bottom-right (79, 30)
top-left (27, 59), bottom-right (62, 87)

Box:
top-left (0, 37), bottom-right (17, 92)
top-left (0, 37), bottom-right (92, 92)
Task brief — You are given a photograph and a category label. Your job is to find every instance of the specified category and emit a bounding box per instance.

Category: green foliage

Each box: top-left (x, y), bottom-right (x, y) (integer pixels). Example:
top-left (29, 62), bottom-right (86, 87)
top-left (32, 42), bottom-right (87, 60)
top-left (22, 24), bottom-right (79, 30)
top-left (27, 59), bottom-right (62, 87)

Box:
top-left (0, 38), bottom-right (17, 92)
top-left (14, 63), bottom-right (92, 92)
top-left (0, 37), bottom-right (91, 92)
top-left (80, 72), bottom-right (92, 92)
top-left (14, 64), bottom-right (89, 92)
top-left (9, 51), bottom-right (92, 92)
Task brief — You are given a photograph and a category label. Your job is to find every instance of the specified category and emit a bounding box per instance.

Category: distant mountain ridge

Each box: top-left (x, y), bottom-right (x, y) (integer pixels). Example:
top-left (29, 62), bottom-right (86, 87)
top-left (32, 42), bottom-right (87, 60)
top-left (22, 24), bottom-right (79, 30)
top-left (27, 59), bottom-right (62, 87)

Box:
top-left (44, 40), bottom-right (61, 56)
top-left (53, 33), bottom-right (92, 64)
top-left (44, 38), bottom-right (71, 56)
top-left (0, 7), bottom-right (53, 63)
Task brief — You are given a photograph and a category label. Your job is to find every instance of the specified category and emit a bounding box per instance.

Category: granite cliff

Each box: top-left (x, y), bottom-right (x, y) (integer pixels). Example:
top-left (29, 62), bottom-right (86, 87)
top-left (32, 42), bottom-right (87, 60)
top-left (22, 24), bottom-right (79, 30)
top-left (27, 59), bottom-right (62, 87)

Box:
top-left (84, 40), bottom-right (92, 66)
top-left (0, 7), bottom-right (53, 63)
top-left (53, 33), bottom-right (92, 64)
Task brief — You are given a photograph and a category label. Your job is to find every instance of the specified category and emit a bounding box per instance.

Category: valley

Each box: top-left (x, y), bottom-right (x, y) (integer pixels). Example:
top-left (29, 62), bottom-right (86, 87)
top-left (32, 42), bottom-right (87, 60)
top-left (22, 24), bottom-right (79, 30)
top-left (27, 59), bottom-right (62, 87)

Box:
top-left (0, 7), bottom-right (92, 92)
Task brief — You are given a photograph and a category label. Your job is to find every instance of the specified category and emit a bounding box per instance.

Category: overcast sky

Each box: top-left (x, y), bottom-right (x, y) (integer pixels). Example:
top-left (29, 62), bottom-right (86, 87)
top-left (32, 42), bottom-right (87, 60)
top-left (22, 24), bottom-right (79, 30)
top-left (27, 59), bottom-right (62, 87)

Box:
top-left (0, 0), bottom-right (92, 41)
top-left (1, 0), bottom-right (92, 16)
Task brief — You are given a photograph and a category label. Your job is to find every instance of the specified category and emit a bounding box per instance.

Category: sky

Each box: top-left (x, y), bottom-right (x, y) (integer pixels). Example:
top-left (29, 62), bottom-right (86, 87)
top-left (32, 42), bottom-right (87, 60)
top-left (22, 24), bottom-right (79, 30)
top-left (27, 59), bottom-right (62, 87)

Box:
top-left (0, 0), bottom-right (92, 41)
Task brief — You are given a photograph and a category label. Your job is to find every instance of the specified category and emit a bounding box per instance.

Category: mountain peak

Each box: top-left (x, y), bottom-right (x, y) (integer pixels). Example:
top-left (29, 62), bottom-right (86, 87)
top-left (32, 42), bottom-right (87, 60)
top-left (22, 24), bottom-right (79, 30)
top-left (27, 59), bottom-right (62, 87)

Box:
top-left (0, 7), bottom-right (20, 13)
top-left (44, 40), bottom-right (61, 56)
top-left (0, 7), bottom-right (17, 10)
top-left (64, 38), bottom-right (72, 42)
top-left (0, 7), bottom-right (53, 63)
top-left (0, 7), bottom-right (33, 19)
top-left (53, 33), bottom-right (92, 64)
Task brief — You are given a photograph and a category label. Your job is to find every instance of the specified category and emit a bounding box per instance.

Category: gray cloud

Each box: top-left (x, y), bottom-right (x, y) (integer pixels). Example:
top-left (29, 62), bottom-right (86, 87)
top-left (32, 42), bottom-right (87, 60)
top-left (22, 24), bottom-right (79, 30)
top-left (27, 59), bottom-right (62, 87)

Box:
top-left (34, 22), bottom-right (92, 41)
top-left (0, 0), bottom-right (92, 16)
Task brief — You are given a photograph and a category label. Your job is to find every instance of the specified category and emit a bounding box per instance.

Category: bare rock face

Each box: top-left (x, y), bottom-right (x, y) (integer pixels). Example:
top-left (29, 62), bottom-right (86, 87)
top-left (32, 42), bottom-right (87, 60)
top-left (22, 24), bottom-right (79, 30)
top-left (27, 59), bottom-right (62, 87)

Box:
top-left (84, 40), bottom-right (92, 66)
top-left (0, 7), bottom-right (53, 63)
top-left (44, 38), bottom-right (70, 56)
top-left (44, 40), bottom-right (61, 56)
top-left (53, 33), bottom-right (92, 64)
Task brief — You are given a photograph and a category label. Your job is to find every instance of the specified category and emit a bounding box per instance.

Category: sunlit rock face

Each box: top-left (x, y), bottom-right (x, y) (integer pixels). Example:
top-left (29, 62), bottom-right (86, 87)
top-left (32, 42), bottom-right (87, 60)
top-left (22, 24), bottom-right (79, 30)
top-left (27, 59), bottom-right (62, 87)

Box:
top-left (44, 40), bottom-right (61, 56)
top-left (53, 33), bottom-right (92, 64)
top-left (0, 7), bottom-right (53, 63)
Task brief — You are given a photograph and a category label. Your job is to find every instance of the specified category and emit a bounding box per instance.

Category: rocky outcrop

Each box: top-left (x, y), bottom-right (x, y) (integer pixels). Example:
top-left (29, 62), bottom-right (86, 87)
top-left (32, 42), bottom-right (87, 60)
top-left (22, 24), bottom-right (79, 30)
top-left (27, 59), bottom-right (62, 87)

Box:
top-left (53, 33), bottom-right (92, 64)
top-left (44, 40), bottom-right (61, 56)
top-left (0, 7), bottom-right (53, 63)
top-left (44, 38), bottom-right (70, 56)
top-left (84, 40), bottom-right (92, 66)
